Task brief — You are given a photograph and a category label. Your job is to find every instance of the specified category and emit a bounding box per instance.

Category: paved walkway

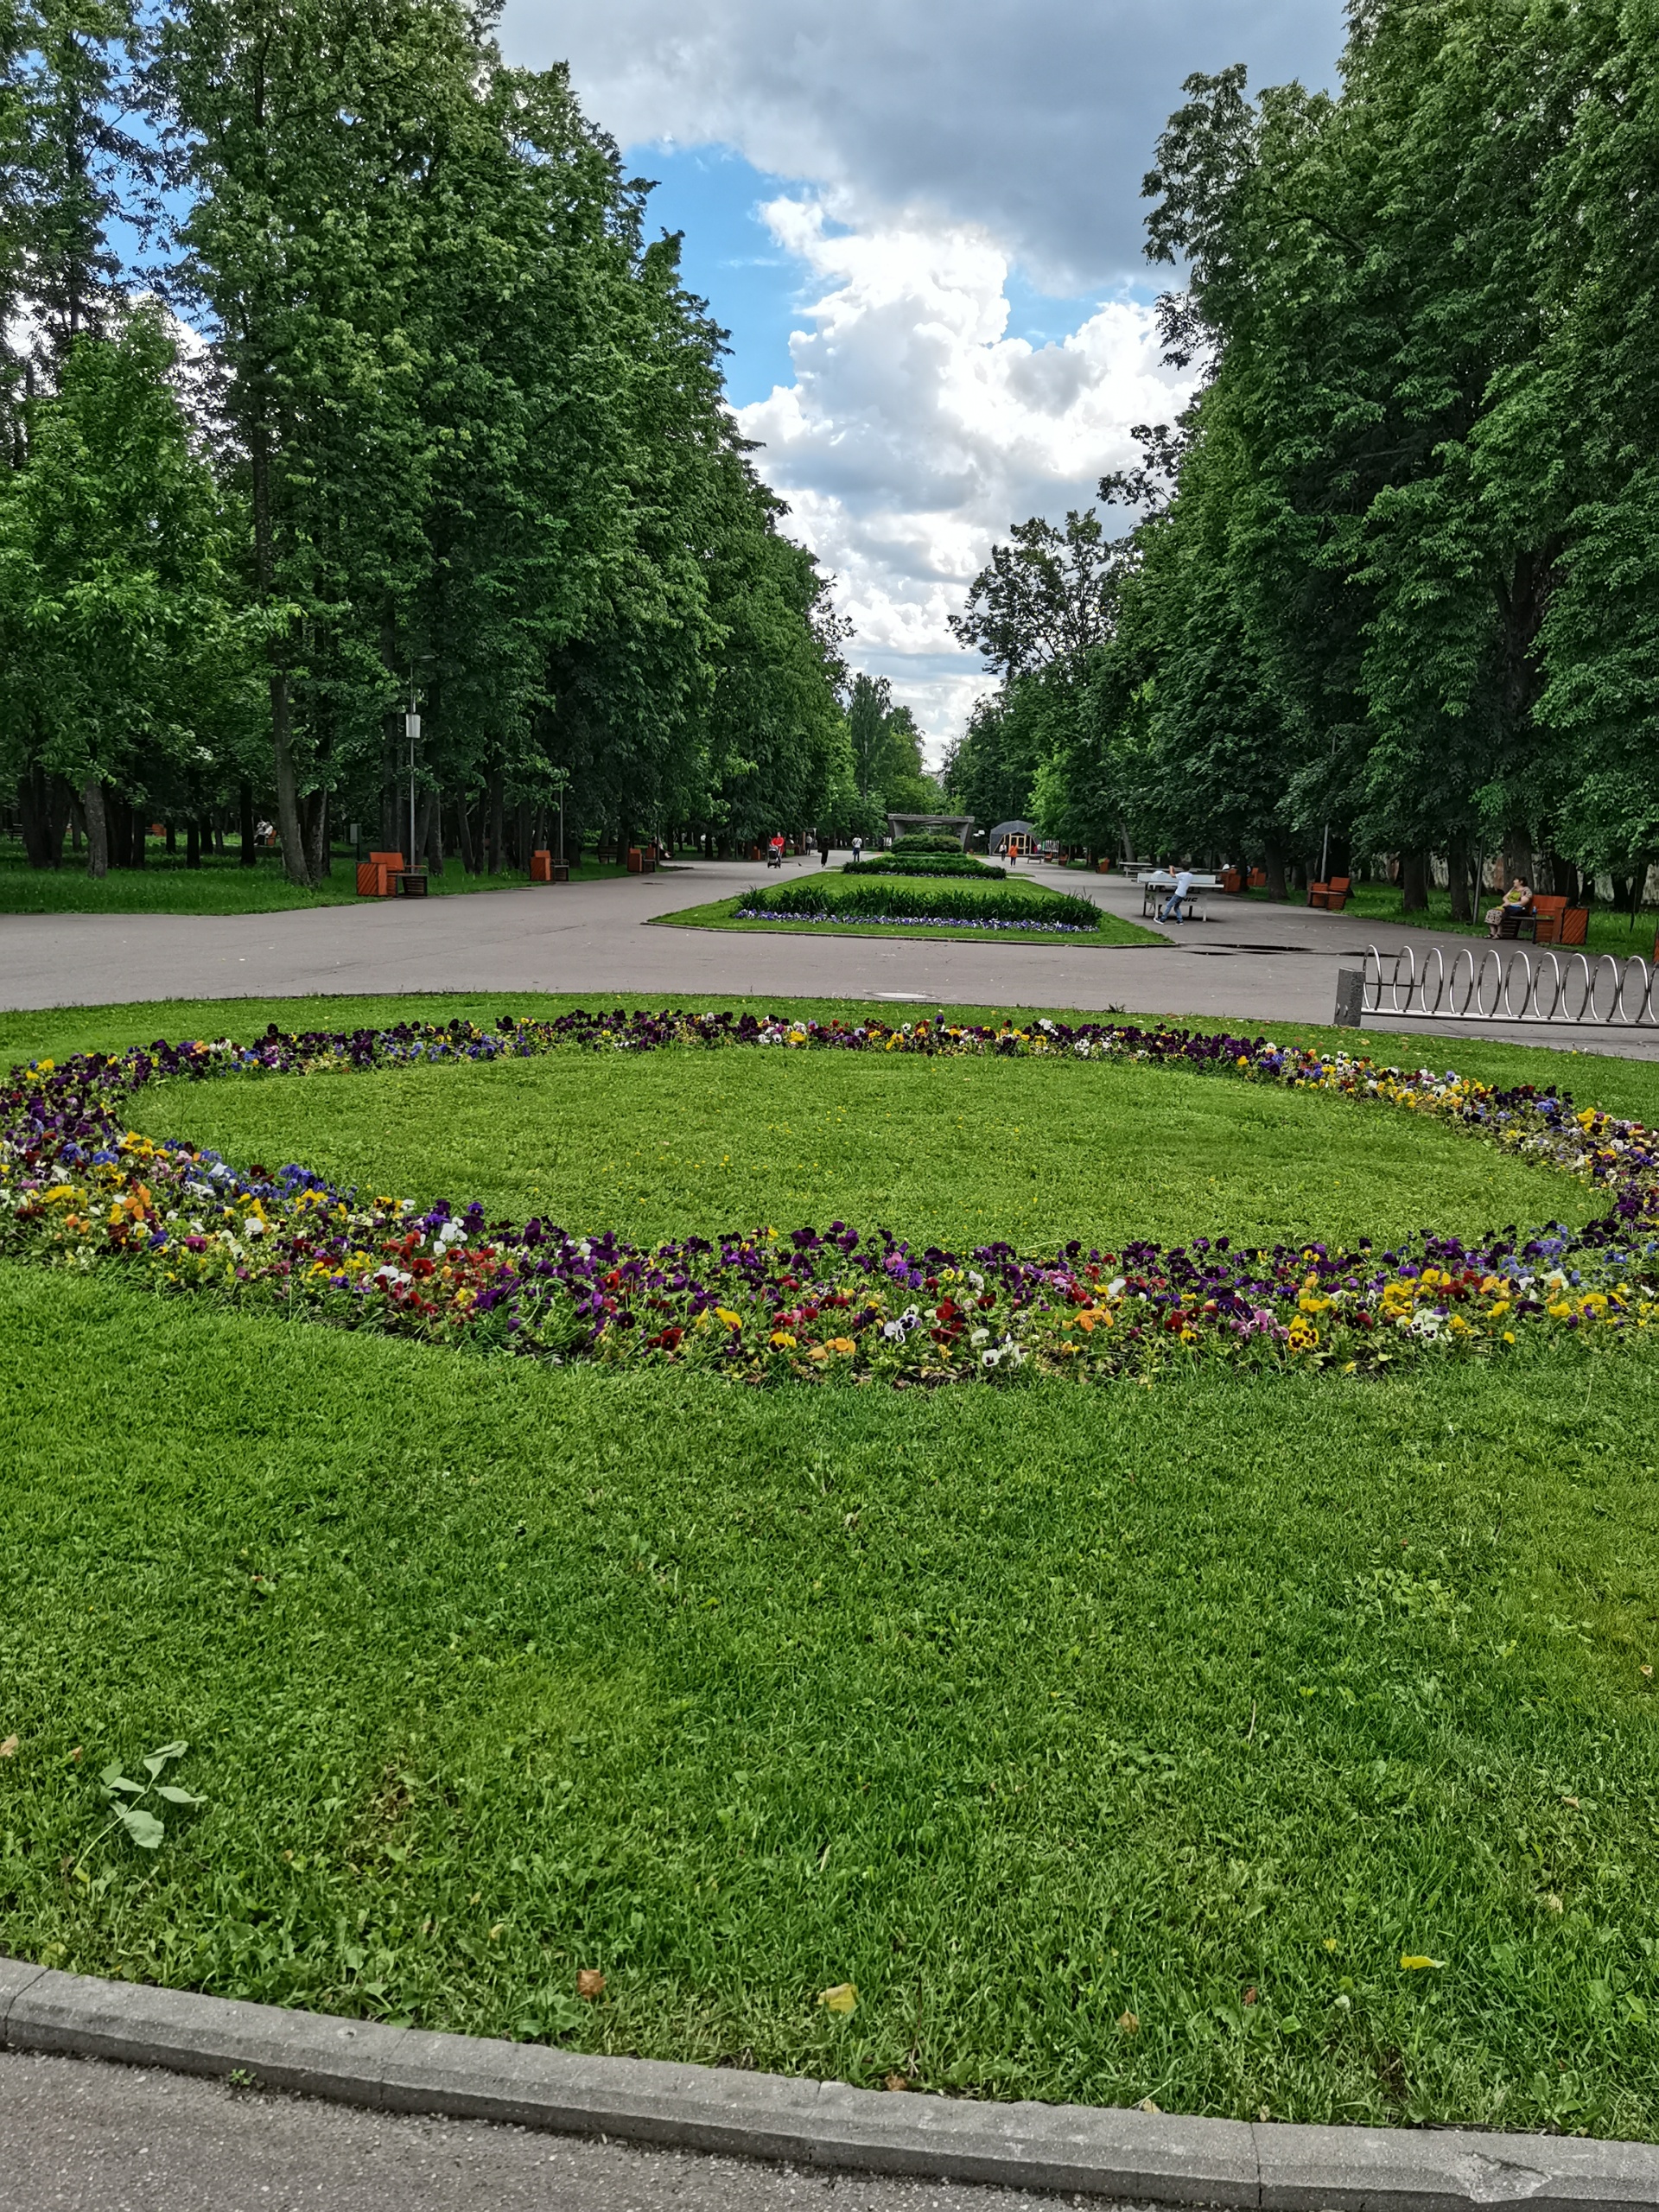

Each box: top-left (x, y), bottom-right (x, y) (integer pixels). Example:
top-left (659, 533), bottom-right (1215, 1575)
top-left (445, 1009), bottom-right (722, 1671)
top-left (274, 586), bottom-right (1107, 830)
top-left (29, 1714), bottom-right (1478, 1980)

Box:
top-left (0, 2049), bottom-right (1109, 2212)
top-left (2, 856), bottom-right (1655, 1058)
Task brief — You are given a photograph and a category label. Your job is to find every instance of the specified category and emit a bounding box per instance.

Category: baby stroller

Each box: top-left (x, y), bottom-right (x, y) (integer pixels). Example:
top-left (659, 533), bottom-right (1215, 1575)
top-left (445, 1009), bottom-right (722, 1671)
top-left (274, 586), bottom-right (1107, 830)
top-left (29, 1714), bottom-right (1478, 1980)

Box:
top-left (766, 836), bottom-right (785, 869)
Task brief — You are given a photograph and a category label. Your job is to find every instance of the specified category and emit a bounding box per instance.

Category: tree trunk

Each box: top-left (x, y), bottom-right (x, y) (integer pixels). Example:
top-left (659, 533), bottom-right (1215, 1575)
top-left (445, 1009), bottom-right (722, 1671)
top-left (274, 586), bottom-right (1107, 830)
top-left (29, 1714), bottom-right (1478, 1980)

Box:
top-left (1401, 849), bottom-right (1430, 913)
top-left (303, 787), bottom-right (329, 881)
top-left (248, 387), bottom-right (308, 887)
top-left (129, 804), bottom-right (146, 868)
top-left (1263, 842), bottom-right (1287, 901)
top-left (487, 770), bottom-right (505, 874)
top-left (165, 821), bottom-right (177, 855)
top-left (270, 667), bottom-right (308, 887)
top-left (239, 781), bottom-right (257, 867)
top-left (18, 766), bottom-right (71, 868)
top-left (82, 779), bottom-right (108, 878)
top-left (1502, 827), bottom-right (1532, 893)
top-left (1447, 837), bottom-right (1476, 923)
top-left (416, 790), bottom-right (442, 874)
top-left (453, 793), bottom-right (477, 875)
top-left (381, 706), bottom-right (403, 855)
top-left (186, 820), bottom-right (200, 868)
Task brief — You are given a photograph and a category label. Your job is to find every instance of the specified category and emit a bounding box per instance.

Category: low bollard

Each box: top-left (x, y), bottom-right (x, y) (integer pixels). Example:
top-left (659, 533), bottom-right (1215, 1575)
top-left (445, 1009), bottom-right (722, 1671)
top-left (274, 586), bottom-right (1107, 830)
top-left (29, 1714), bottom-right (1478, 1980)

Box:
top-left (1335, 967), bottom-right (1364, 1027)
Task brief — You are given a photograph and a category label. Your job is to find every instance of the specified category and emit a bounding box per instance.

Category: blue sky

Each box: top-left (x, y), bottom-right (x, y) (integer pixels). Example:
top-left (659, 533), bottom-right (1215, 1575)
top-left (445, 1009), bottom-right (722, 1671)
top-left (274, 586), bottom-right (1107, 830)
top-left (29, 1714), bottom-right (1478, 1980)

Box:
top-left (502, 0), bottom-right (1345, 745)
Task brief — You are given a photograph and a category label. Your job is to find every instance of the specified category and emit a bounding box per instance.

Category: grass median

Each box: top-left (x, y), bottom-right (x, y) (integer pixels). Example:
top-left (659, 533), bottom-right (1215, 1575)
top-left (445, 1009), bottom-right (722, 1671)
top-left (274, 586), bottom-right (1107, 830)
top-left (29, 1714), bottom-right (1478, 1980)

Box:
top-left (652, 892), bottom-right (1163, 950)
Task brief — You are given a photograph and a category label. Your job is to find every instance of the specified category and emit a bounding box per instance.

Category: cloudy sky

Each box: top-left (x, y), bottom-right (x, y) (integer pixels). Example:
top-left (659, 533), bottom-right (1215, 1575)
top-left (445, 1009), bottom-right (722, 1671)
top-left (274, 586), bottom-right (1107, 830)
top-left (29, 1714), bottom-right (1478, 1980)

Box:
top-left (500, 0), bottom-right (1345, 758)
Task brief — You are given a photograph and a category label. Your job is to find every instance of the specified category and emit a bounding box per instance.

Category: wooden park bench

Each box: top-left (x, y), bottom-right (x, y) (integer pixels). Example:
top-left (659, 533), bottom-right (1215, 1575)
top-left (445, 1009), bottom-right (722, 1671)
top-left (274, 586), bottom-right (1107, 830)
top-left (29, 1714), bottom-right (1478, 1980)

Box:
top-left (1529, 894), bottom-right (1585, 945)
top-left (1510, 895), bottom-right (1587, 945)
top-left (1307, 875), bottom-right (1351, 912)
top-left (357, 850), bottom-right (404, 897)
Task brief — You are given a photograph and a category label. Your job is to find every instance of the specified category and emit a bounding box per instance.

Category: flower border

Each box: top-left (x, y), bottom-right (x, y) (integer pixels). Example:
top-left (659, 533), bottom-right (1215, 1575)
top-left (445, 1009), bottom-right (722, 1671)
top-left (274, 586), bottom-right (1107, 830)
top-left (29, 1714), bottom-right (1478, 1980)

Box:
top-left (4, 1007), bottom-right (1658, 1386)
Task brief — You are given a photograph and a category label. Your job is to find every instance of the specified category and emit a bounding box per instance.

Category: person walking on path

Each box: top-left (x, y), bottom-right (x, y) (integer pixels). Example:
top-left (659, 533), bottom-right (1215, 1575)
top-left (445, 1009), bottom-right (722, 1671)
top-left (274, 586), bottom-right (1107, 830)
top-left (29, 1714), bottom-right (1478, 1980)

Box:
top-left (1158, 866), bottom-right (1195, 925)
top-left (767, 833), bottom-right (785, 869)
top-left (817, 830), bottom-right (831, 867)
top-left (851, 834), bottom-right (863, 864)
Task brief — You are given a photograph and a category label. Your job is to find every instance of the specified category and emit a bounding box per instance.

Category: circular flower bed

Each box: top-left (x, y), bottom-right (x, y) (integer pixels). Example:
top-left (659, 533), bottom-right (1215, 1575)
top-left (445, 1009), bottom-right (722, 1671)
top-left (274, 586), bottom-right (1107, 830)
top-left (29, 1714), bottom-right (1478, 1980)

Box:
top-left (3, 1007), bottom-right (1657, 1387)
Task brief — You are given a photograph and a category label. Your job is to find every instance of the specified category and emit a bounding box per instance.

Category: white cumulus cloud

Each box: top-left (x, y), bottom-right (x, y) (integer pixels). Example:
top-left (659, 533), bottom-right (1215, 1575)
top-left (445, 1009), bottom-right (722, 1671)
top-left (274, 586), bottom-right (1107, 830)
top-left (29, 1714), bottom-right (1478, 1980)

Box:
top-left (737, 200), bottom-right (1196, 752)
top-left (499, 0), bottom-right (1336, 743)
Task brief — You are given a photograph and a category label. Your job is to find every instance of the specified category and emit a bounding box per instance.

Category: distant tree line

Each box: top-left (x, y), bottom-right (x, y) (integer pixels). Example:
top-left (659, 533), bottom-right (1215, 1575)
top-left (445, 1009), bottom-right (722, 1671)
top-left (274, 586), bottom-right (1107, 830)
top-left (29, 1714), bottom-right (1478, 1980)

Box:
top-left (0, 0), bottom-right (900, 883)
top-left (946, 0), bottom-right (1659, 913)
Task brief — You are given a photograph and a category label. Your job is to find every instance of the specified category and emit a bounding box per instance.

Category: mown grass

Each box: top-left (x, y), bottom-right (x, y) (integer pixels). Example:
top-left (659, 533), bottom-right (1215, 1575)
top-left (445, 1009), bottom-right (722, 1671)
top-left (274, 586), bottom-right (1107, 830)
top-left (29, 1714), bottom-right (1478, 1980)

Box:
top-left (3, 1267), bottom-right (1658, 2133)
top-left (0, 851), bottom-right (629, 915)
top-left (652, 894), bottom-right (1164, 950)
top-left (1258, 880), bottom-right (1659, 962)
top-left (9, 999), bottom-right (1659, 2126)
top-left (118, 1042), bottom-right (1592, 1255)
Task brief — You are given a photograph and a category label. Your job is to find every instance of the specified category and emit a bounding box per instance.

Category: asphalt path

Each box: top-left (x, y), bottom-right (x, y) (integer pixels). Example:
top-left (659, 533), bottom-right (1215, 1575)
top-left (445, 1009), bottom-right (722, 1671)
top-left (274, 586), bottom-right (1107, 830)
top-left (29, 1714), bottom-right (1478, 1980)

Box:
top-left (0, 2049), bottom-right (1122, 2212)
top-left (3, 855), bottom-right (1654, 1058)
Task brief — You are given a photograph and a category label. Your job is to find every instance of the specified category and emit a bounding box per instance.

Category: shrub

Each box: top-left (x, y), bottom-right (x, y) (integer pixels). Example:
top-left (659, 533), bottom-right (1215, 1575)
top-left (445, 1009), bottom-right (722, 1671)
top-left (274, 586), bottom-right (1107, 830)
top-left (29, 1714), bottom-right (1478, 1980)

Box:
top-left (743, 877), bottom-right (1103, 930)
top-left (843, 856), bottom-right (1007, 880)
top-left (890, 832), bottom-right (966, 856)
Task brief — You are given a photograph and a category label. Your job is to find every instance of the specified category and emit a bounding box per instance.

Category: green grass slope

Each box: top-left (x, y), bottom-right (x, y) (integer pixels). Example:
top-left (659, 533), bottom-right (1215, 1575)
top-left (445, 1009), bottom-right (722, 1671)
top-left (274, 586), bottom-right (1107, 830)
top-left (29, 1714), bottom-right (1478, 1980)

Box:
top-left (1, 1270), bottom-right (1656, 2131)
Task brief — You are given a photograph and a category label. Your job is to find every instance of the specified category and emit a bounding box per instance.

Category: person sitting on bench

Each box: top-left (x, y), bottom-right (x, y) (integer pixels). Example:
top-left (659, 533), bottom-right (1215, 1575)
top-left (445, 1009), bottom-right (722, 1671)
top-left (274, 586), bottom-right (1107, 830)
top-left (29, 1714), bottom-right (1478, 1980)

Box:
top-left (1485, 877), bottom-right (1533, 938)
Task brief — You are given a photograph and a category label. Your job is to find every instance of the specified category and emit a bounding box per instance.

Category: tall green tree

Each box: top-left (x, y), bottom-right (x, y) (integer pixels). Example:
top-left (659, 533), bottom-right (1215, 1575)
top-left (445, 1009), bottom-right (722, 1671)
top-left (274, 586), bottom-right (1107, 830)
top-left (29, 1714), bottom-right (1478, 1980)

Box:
top-left (0, 305), bottom-right (253, 873)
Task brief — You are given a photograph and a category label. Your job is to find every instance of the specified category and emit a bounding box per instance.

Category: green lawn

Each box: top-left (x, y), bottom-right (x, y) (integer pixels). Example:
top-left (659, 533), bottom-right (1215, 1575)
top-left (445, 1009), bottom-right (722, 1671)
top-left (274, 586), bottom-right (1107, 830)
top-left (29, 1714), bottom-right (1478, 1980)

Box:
top-left (1257, 880), bottom-right (1659, 962)
top-left (652, 893), bottom-right (1163, 950)
top-left (4, 991), bottom-right (1659, 2133)
top-left (0, 851), bottom-right (630, 914)
top-left (118, 1039), bottom-right (1590, 1255)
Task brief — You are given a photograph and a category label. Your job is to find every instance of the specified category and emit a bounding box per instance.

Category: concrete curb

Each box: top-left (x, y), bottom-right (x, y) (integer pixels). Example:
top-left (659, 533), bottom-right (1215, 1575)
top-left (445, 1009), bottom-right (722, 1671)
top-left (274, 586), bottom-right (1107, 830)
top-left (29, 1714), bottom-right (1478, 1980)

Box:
top-left (3, 1956), bottom-right (1656, 2209)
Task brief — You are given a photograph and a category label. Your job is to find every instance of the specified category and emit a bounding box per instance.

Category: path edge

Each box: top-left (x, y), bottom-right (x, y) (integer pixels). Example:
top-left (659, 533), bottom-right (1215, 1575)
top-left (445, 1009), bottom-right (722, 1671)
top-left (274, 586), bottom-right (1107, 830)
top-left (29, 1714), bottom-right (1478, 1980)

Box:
top-left (3, 1956), bottom-right (1656, 2209)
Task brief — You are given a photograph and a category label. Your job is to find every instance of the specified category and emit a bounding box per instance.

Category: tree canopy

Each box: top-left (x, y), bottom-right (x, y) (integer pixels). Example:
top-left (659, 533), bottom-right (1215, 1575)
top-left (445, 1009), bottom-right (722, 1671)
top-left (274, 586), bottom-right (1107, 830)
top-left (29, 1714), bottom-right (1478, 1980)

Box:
top-left (950, 0), bottom-right (1659, 906)
top-left (2, 0), bottom-right (874, 878)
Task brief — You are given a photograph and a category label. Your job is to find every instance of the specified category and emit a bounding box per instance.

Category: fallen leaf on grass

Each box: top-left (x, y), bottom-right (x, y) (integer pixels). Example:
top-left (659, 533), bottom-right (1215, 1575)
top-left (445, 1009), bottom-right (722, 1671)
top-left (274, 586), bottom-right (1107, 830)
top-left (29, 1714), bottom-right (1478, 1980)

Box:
top-left (0, 1737), bottom-right (17, 1758)
top-left (817, 1983), bottom-right (857, 2014)
top-left (883, 2073), bottom-right (910, 2092)
top-left (1138, 2097), bottom-right (1161, 2113)
top-left (1400, 1955), bottom-right (1445, 1971)
top-left (576, 1969), bottom-right (606, 1999)
top-left (1116, 2011), bottom-right (1139, 2035)
top-left (1242, 1986), bottom-right (1257, 2005)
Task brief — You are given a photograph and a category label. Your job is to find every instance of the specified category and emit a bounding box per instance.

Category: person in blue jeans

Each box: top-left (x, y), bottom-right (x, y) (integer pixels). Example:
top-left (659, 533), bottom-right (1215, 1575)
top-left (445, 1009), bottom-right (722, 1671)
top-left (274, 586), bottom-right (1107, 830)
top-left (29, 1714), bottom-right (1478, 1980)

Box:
top-left (1159, 867), bottom-right (1194, 923)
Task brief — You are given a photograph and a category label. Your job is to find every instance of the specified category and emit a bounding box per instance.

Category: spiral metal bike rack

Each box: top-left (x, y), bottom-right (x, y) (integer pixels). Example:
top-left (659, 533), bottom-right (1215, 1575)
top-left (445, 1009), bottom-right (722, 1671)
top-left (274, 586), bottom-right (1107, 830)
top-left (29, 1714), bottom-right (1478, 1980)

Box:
top-left (1360, 943), bottom-right (1659, 1029)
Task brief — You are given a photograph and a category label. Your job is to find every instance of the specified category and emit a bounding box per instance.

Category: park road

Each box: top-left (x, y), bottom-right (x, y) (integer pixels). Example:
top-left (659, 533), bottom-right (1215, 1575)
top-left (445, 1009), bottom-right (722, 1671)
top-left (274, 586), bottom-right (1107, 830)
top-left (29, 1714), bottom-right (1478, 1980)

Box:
top-left (2, 854), bottom-right (1655, 1058)
top-left (0, 2047), bottom-right (1136, 2212)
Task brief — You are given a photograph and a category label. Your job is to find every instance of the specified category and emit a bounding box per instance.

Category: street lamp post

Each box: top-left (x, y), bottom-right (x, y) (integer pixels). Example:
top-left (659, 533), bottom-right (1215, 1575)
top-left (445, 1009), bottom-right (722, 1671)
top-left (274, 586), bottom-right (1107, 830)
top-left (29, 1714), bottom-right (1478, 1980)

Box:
top-left (405, 704), bottom-right (421, 869)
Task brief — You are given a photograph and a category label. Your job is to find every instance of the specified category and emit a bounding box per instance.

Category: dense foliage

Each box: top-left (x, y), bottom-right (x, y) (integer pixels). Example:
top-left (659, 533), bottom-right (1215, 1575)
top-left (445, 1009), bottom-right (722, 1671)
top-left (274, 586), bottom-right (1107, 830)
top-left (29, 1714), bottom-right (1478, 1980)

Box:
top-left (741, 878), bottom-right (1103, 931)
top-left (948, 0), bottom-right (1659, 909)
top-left (842, 855), bottom-right (1007, 880)
top-left (0, 0), bottom-right (857, 883)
